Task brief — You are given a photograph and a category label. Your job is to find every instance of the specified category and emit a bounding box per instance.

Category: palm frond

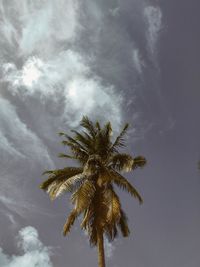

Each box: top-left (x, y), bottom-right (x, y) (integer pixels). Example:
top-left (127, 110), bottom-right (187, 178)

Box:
top-left (87, 189), bottom-right (110, 246)
top-left (61, 135), bottom-right (87, 153)
top-left (110, 123), bottom-right (129, 153)
top-left (109, 170), bottom-right (143, 204)
top-left (52, 173), bottom-right (86, 200)
top-left (132, 156), bottom-right (147, 169)
top-left (81, 208), bottom-right (90, 230)
top-left (94, 122), bottom-right (113, 159)
top-left (40, 177), bottom-right (57, 190)
top-left (118, 209), bottom-right (130, 237)
top-left (71, 179), bottom-right (96, 213)
top-left (61, 141), bottom-right (89, 163)
top-left (102, 121), bottom-right (112, 137)
top-left (63, 210), bottom-right (78, 236)
top-left (105, 223), bottom-right (118, 241)
top-left (58, 153), bottom-right (76, 159)
top-left (109, 153), bottom-right (134, 172)
top-left (80, 116), bottom-right (98, 138)
top-left (71, 130), bottom-right (93, 151)
top-left (40, 167), bottom-right (83, 191)
top-left (105, 186), bottom-right (121, 224)
top-left (47, 180), bottom-right (67, 200)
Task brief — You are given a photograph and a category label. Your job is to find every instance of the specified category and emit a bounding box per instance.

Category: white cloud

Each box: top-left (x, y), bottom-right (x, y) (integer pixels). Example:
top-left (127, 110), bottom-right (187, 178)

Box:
top-left (0, 226), bottom-right (54, 267)
top-left (0, 97), bottom-right (54, 215)
top-left (144, 6), bottom-right (162, 56)
top-left (1, 0), bottom-right (123, 130)
top-left (3, 50), bottom-right (122, 130)
top-left (132, 48), bottom-right (145, 75)
top-left (0, 0), bottom-right (80, 56)
top-left (104, 238), bottom-right (115, 259)
top-left (0, 97), bottom-right (53, 167)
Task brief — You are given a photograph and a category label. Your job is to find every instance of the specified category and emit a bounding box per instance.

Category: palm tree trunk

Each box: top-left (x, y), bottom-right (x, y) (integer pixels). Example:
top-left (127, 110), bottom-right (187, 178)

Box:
top-left (97, 230), bottom-right (106, 267)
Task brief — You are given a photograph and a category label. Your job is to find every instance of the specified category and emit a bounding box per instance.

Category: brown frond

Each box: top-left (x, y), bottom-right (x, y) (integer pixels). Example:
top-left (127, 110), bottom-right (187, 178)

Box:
top-left (109, 153), bottom-right (134, 172)
top-left (71, 130), bottom-right (93, 151)
top-left (109, 170), bottom-right (143, 204)
top-left (40, 177), bottom-right (57, 190)
top-left (95, 122), bottom-right (112, 158)
top-left (81, 208), bottom-right (90, 230)
top-left (52, 173), bottom-right (86, 200)
top-left (118, 210), bottom-right (130, 237)
top-left (80, 116), bottom-right (98, 138)
top-left (132, 156), bottom-right (147, 169)
top-left (110, 123), bottom-right (129, 153)
top-left (105, 187), bottom-right (121, 224)
top-left (60, 141), bottom-right (88, 164)
top-left (71, 180), bottom-right (96, 213)
top-left (105, 223), bottom-right (118, 241)
top-left (63, 210), bottom-right (78, 236)
top-left (40, 167), bottom-right (83, 192)
top-left (61, 138), bottom-right (87, 154)
top-left (58, 153), bottom-right (76, 159)
top-left (87, 188), bottom-right (110, 247)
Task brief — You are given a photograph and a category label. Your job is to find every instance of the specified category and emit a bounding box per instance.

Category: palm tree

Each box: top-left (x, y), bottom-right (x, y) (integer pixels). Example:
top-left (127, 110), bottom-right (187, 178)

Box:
top-left (40, 116), bottom-right (146, 267)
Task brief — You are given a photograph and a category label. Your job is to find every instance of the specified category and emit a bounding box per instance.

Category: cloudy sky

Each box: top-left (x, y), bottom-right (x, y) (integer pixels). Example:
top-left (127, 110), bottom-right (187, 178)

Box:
top-left (0, 0), bottom-right (200, 266)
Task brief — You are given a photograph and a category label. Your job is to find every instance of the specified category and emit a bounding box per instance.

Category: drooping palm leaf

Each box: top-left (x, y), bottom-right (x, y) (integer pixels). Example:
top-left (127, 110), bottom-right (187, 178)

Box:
top-left (40, 167), bottom-right (83, 191)
top-left (63, 209), bottom-right (78, 236)
top-left (104, 223), bottom-right (118, 241)
top-left (58, 153), bottom-right (77, 159)
top-left (71, 179), bottom-right (96, 213)
top-left (95, 122), bottom-right (112, 158)
top-left (109, 123), bottom-right (129, 153)
top-left (80, 116), bottom-right (98, 138)
top-left (105, 186), bottom-right (121, 224)
top-left (132, 156), bottom-right (147, 169)
top-left (71, 130), bottom-right (93, 151)
top-left (61, 135), bottom-right (88, 153)
top-left (61, 141), bottom-right (89, 164)
top-left (109, 153), bottom-right (134, 172)
top-left (109, 170), bottom-right (143, 204)
top-left (52, 173), bottom-right (86, 200)
top-left (118, 209), bottom-right (130, 237)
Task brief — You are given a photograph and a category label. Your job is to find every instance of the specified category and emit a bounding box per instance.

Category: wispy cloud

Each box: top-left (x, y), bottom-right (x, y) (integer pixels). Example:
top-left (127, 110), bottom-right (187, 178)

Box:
top-left (0, 226), bottom-right (53, 267)
top-left (0, 97), bottom-right (54, 215)
top-left (144, 5), bottom-right (162, 57)
top-left (3, 51), bottom-right (122, 129)
top-left (104, 238), bottom-right (116, 259)
top-left (0, 98), bottom-right (53, 167)
top-left (1, 0), bottom-right (123, 130)
top-left (132, 48), bottom-right (145, 75)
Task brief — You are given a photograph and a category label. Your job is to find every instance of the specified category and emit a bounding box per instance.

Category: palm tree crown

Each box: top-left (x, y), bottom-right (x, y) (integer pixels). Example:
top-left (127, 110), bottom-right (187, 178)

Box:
top-left (40, 116), bottom-right (146, 266)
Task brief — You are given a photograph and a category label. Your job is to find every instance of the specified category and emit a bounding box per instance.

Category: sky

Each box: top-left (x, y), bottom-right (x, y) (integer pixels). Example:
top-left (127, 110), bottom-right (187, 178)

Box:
top-left (0, 0), bottom-right (200, 266)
